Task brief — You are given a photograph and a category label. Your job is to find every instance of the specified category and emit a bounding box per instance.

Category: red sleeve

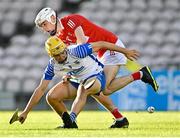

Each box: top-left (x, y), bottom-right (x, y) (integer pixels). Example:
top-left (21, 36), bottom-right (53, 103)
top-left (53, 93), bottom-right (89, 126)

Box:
top-left (66, 15), bottom-right (82, 32)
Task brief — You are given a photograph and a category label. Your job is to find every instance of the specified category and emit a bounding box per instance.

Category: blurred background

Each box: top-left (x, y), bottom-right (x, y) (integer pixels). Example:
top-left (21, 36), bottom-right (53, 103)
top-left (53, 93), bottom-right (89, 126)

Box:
top-left (0, 0), bottom-right (179, 111)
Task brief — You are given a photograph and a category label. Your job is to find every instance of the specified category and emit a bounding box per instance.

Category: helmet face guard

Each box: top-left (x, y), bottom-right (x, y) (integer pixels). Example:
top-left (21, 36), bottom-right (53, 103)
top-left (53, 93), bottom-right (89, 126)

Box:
top-left (45, 36), bottom-right (66, 57)
top-left (49, 11), bottom-right (58, 36)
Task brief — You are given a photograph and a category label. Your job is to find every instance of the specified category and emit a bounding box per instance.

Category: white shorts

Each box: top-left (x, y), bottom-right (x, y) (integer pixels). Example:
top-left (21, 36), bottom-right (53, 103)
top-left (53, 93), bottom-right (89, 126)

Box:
top-left (97, 39), bottom-right (127, 65)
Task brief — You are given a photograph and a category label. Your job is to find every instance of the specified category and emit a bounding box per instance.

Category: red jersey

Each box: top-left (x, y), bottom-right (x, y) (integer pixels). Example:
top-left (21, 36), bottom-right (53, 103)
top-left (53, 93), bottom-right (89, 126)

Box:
top-left (57, 14), bottom-right (118, 58)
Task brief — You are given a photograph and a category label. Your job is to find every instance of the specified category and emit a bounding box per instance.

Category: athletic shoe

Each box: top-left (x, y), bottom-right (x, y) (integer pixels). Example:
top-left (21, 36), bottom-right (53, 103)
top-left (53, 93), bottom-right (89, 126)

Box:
top-left (140, 66), bottom-right (159, 92)
top-left (56, 112), bottom-right (78, 129)
top-left (110, 117), bottom-right (129, 128)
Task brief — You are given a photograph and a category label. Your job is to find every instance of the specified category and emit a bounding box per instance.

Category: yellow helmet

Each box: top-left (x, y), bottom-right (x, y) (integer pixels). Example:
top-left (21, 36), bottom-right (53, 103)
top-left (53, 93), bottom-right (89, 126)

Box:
top-left (45, 36), bottom-right (66, 57)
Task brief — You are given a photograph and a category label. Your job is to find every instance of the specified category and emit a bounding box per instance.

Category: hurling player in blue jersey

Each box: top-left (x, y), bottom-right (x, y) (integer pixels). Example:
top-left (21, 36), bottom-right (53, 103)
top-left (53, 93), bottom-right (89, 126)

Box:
top-left (18, 36), bottom-right (158, 128)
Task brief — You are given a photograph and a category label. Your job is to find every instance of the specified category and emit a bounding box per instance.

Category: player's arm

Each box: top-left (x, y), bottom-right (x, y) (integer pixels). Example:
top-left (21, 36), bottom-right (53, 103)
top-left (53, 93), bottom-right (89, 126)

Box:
top-left (69, 42), bottom-right (139, 60)
top-left (18, 79), bottom-right (50, 124)
top-left (90, 41), bottom-right (140, 61)
top-left (75, 26), bottom-right (89, 44)
top-left (23, 80), bottom-right (50, 113)
top-left (18, 61), bottom-right (55, 124)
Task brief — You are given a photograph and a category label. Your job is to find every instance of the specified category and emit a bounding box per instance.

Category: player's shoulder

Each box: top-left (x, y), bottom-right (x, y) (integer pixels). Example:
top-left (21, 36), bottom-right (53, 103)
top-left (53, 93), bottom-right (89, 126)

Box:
top-left (61, 14), bottom-right (83, 21)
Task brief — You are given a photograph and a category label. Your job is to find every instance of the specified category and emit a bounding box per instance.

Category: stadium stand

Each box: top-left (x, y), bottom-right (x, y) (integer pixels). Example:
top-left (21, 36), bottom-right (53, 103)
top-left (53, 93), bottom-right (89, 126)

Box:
top-left (0, 0), bottom-right (179, 103)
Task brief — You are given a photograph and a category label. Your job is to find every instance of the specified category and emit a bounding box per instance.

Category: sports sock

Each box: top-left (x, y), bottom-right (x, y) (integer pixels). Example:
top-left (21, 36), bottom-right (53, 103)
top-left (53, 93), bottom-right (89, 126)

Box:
top-left (111, 108), bottom-right (123, 119)
top-left (70, 112), bottom-right (77, 122)
top-left (131, 71), bottom-right (143, 80)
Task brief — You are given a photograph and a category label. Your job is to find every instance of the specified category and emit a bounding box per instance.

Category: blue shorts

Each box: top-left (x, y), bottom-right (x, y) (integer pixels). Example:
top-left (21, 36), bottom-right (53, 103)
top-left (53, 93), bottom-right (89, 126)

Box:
top-left (70, 71), bottom-right (106, 93)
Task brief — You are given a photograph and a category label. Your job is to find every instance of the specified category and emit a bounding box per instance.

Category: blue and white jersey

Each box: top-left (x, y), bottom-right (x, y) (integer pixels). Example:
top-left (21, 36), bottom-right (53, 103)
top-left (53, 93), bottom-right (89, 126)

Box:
top-left (43, 43), bottom-right (104, 81)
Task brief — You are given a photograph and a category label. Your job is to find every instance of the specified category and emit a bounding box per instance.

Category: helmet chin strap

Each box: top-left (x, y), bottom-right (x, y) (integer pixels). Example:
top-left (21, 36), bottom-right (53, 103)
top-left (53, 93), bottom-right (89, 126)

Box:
top-left (50, 11), bottom-right (58, 36)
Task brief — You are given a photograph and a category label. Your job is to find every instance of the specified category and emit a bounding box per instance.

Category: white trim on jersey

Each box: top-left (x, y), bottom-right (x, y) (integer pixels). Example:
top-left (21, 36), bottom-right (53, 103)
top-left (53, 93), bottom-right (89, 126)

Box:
top-left (67, 19), bottom-right (75, 29)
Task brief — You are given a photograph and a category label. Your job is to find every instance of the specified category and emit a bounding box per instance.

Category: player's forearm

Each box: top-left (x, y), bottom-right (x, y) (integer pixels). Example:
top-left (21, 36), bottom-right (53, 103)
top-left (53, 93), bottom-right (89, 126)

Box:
top-left (23, 88), bottom-right (45, 113)
top-left (104, 41), bottom-right (130, 54)
top-left (92, 41), bottom-right (128, 54)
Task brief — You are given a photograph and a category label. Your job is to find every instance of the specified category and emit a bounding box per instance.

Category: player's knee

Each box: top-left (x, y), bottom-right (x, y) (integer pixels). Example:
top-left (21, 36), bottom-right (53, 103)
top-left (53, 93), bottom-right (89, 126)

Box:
top-left (46, 92), bottom-right (59, 103)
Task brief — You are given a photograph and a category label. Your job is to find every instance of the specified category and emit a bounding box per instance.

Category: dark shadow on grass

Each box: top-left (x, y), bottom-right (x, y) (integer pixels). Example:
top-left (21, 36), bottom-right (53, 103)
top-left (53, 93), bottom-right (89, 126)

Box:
top-left (78, 128), bottom-right (129, 131)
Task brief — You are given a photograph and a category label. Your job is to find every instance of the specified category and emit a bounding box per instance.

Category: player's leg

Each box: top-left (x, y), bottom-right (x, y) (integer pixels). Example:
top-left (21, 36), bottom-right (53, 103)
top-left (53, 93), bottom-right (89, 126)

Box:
top-left (46, 81), bottom-right (77, 115)
top-left (91, 65), bottom-right (128, 127)
top-left (92, 93), bottom-right (129, 128)
top-left (102, 38), bottom-right (158, 94)
top-left (91, 65), bottom-right (119, 111)
top-left (69, 73), bottom-right (105, 124)
top-left (102, 65), bottom-right (129, 128)
top-left (103, 66), bottom-right (136, 95)
top-left (46, 81), bottom-right (77, 128)
top-left (104, 66), bottom-right (159, 95)
top-left (71, 80), bottom-right (101, 115)
top-left (96, 39), bottom-right (129, 128)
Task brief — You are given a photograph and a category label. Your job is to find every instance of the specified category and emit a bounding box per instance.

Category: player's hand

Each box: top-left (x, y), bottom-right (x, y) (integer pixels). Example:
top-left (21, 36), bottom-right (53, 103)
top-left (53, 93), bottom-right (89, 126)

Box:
top-left (125, 49), bottom-right (140, 61)
top-left (62, 75), bottom-right (71, 83)
top-left (18, 111), bottom-right (27, 124)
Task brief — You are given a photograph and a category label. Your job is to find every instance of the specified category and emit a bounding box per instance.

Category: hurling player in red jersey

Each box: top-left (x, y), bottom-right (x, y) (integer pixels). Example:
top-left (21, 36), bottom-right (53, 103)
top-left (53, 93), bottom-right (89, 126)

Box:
top-left (34, 7), bottom-right (158, 128)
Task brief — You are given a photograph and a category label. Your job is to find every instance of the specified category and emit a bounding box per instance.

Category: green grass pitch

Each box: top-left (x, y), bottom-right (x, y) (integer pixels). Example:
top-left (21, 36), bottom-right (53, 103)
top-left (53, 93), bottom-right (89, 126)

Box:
top-left (0, 111), bottom-right (180, 137)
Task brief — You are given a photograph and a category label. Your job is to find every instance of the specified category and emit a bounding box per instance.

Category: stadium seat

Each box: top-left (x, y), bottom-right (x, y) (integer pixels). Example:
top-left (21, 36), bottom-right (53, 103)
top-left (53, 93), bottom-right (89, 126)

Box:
top-left (22, 77), bottom-right (39, 93)
top-left (10, 35), bottom-right (29, 46)
top-left (0, 11), bottom-right (4, 22)
top-left (125, 10), bottom-right (141, 23)
top-left (5, 77), bottom-right (22, 93)
top-left (159, 44), bottom-right (175, 58)
top-left (0, 47), bottom-right (4, 58)
top-left (171, 20), bottom-right (180, 32)
top-left (29, 33), bottom-right (47, 45)
top-left (46, 0), bottom-right (62, 11)
top-left (172, 55), bottom-right (180, 66)
top-left (151, 55), bottom-right (170, 68)
top-left (22, 10), bottom-right (37, 26)
top-left (4, 10), bottom-right (21, 22)
top-left (21, 67), bottom-right (42, 93)
top-left (129, 32), bottom-right (148, 46)
top-left (138, 56), bottom-right (152, 66)
top-left (131, 0), bottom-right (147, 11)
top-left (165, 32), bottom-right (180, 46)
top-left (153, 21), bottom-right (169, 34)
top-left (137, 21), bottom-right (152, 34)
top-left (104, 21), bottom-right (119, 34)
top-left (158, 10), bottom-right (176, 22)
top-left (120, 21), bottom-right (136, 34)
top-left (98, 0), bottom-right (113, 11)
top-left (25, 46), bottom-right (44, 58)
top-left (148, 0), bottom-right (163, 10)
top-left (80, 2), bottom-right (98, 12)
top-left (0, 1), bottom-right (11, 13)
top-left (5, 44), bottom-right (25, 58)
top-left (1, 56), bottom-right (18, 69)
top-left (0, 78), bottom-right (4, 91)
top-left (141, 10), bottom-right (159, 23)
top-left (142, 44), bottom-right (159, 57)
top-left (165, 0), bottom-right (179, 10)
top-left (147, 32), bottom-right (164, 46)
top-left (118, 33), bottom-right (132, 46)
top-left (1, 21), bottom-right (16, 37)
top-left (110, 10), bottom-right (126, 23)
top-left (114, 0), bottom-right (130, 11)
top-left (15, 57), bottom-right (34, 69)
